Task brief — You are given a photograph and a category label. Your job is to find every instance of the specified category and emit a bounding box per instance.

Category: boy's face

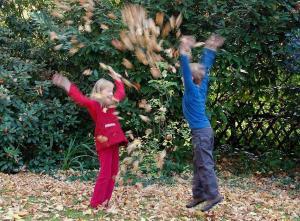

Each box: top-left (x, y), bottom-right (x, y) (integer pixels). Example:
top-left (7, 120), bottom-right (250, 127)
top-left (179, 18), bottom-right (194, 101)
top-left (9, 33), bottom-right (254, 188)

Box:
top-left (197, 64), bottom-right (205, 77)
top-left (192, 64), bottom-right (205, 85)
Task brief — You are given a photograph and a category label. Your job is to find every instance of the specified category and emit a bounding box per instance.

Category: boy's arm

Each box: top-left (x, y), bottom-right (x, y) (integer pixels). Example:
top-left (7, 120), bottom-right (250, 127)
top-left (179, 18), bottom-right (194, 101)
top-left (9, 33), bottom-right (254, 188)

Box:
top-left (200, 48), bottom-right (217, 73)
top-left (180, 54), bottom-right (195, 92)
top-left (200, 33), bottom-right (224, 72)
top-left (179, 36), bottom-right (197, 92)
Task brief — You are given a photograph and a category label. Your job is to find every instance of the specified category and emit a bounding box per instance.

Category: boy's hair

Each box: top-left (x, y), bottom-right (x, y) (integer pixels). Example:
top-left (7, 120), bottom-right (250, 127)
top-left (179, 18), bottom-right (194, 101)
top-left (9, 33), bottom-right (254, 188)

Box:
top-left (90, 78), bottom-right (114, 99)
top-left (190, 63), bottom-right (205, 85)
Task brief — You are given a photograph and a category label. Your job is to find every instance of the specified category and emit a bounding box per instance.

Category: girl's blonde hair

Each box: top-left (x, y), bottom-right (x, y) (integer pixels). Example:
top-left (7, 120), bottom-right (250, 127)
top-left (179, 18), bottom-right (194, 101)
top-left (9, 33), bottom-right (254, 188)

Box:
top-left (90, 78), bottom-right (114, 101)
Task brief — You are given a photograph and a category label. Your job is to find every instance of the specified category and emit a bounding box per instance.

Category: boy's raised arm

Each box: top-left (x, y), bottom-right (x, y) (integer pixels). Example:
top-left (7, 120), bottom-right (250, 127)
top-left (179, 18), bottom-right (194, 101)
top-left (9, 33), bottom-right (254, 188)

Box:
top-left (199, 34), bottom-right (224, 72)
top-left (180, 36), bottom-right (197, 92)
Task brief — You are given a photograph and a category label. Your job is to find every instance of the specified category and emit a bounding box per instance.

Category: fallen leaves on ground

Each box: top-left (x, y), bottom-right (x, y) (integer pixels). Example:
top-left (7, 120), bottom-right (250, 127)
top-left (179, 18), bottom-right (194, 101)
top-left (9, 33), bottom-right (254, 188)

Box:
top-left (0, 171), bottom-right (299, 220)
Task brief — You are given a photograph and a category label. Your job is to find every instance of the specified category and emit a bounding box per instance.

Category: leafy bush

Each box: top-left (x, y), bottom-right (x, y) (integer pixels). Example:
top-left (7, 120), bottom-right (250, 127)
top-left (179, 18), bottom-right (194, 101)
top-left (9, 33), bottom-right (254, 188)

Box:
top-left (1, 0), bottom-right (299, 174)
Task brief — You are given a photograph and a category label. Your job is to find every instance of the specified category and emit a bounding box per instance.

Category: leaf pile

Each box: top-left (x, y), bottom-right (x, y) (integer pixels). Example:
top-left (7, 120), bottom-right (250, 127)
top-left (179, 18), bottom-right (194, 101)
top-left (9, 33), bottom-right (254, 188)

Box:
top-left (0, 171), bottom-right (299, 220)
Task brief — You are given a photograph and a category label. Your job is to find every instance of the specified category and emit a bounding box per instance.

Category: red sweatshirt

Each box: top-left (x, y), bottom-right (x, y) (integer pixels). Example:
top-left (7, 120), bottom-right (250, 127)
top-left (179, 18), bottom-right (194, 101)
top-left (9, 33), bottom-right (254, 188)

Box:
top-left (67, 80), bottom-right (128, 150)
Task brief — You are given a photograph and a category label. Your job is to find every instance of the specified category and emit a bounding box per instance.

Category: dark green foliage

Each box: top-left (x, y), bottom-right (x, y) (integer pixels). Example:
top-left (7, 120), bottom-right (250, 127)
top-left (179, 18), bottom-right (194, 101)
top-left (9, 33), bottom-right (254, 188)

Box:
top-left (0, 0), bottom-right (299, 174)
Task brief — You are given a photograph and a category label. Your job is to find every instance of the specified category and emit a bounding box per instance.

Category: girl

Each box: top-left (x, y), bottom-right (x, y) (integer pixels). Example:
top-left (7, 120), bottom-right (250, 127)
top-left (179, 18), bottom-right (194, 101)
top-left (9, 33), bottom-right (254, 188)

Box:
top-left (52, 70), bottom-right (128, 208)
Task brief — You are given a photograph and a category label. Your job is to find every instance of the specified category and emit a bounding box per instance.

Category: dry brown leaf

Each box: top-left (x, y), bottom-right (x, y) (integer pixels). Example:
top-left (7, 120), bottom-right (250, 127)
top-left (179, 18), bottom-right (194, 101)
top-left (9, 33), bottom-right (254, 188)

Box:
top-left (111, 39), bottom-right (126, 51)
top-left (139, 115), bottom-right (150, 123)
top-left (97, 135), bottom-right (108, 143)
top-left (82, 69), bottom-right (92, 76)
top-left (169, 16), bottom-right (176, 30)
top-left (69, 48), bottom-right (79, 55)
top-left (54, 44), bottom-right (63, 51)
top-left (150, 67), bottom-right (161, 78)
top-left (155, 12), bottom-right (164, 26)
top-left (107, 12), bottom-right (117, 20)
top-left (50, 31), bottom-right (59, 41)
top-left (175, 13), bottom-right (183, 28)
top-left (161, 22), bottom-right (171, 38)
top-left (100, 24), bottom-right (109, 30)
top-left (122, 58), bottom-right (134, 69)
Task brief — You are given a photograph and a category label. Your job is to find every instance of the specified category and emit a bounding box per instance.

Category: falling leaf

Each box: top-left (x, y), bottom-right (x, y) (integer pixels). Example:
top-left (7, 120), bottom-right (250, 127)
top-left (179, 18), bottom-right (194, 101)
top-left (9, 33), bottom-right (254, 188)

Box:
top-left (97, 135), bottom-right (108, 143)
top-left (84, 23), bottom-right (92, 32)
top-left (107, 12), bottom-right (117, 20)
top-left (120, 31), bottom-right (134, 51)
top-left (54, 44), bottom-right (63, 51)
top-left (145, 129), bottom-right (152, 136)
top-left (65, 20), bottom-right (74, 25)
top-left (122, 58), bottom-right (134, 69)
top-left (139, 115), bottom-right (150, 123)
top-left (100, 24), bottom-right (109, 30)
top-left (175, 13), bottom-right (183, 28)
top-left (99, 62), bottom-right (108, 70)
top-left (126, 130), bottom-right (134, 140)
top-left (240, 69), bottom-right (248, 73)
top-left (111, 39), bottom-right (126, 51)
top-left (69, 47), bottom-right (79, 55)
top-left (155, 12), bottom-right (164, 26)
top-left (78, 43), bottom-right (85, 48)
top-left (49, 31), bottom-right (59, 41)
top-left (82, 69), bottom-right (92, 76)
top-left (150, 67), bottom-right (161, 78)
top-left (51, 10), bottom-right (64, 19)
top-left (176, 30), bottom-right (182, 39)
top-left (161, 22), bottom-right (171, 38)
top-left (135, 48), bottom-right (148, 65)
top-left (127, 139), bottom-right (141, 154)
top-left (169, 16), bottom-right (175, 29)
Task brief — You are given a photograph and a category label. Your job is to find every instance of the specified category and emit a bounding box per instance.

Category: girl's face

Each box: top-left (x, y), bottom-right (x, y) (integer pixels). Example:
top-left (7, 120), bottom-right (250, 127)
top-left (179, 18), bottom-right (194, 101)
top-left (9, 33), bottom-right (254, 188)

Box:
top-left (101, 86), bottom-right (114, 106)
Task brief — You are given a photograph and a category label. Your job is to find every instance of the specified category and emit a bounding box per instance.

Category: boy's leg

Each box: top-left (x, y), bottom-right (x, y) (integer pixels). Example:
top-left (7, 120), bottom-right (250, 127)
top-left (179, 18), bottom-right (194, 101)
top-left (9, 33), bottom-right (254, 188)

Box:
top-left (192, 134), bottom-right (205, 198)
top-left (186, 134), bottom-right (206, 208)
top-left (90, 148), bottom-right (113, 208)
top-left (105, 145), bottom-right (119, 203)
top-left (193, 128), bottom-right (220, 200)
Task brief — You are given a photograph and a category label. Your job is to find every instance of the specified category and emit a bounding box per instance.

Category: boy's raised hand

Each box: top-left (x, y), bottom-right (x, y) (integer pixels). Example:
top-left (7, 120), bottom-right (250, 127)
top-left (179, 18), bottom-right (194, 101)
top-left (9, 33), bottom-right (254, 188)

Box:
top-left (204, 34), bottom-right (225, 51)
top-left (52, 73), bottom-right (71, 92)
top-left (180, 35), bottom-right (196, 56)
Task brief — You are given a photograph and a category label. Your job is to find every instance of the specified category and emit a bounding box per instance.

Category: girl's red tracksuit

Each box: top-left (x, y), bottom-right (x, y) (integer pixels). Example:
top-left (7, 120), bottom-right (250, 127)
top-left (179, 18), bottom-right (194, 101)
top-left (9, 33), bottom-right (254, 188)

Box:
top-left (67, 80), bottom-right (128, 208)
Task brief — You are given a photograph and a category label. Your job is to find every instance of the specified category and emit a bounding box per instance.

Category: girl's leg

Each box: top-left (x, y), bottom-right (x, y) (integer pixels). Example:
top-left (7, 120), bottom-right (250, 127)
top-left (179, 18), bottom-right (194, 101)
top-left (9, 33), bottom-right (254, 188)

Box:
top-left (105, 145), bottom-right (119, 203)
top-left (90, 147), bottom-right (113, 208)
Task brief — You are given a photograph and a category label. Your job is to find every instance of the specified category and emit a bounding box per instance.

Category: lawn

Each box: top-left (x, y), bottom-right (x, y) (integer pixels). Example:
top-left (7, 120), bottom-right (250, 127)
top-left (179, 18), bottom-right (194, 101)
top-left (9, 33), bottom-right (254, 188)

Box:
top-left (0, 170), bottom-right (299, 220)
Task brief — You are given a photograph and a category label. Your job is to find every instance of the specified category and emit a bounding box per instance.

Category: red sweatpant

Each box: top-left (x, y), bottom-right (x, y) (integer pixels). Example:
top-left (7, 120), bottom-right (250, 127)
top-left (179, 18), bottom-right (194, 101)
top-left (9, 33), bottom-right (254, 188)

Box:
top-left (90, 145), bottom-right (119, 208)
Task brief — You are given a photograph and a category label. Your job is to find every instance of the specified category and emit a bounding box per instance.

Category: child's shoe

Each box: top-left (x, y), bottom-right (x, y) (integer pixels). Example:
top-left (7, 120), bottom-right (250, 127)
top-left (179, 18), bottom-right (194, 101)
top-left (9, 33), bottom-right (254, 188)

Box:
top-left (186, 197), bottom-right (205, 208)
top-left (200, 194), bottom-right (223, 212)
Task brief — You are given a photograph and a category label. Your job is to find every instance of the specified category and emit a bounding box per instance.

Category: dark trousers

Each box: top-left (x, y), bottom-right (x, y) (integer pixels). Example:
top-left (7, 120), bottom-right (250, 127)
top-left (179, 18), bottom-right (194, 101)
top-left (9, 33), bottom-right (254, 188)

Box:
top-left (191, 127), bottom-right (219, 200)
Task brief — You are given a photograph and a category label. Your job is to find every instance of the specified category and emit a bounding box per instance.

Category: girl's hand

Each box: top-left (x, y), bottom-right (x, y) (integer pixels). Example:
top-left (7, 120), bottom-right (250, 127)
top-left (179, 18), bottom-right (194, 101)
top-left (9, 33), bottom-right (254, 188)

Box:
top-left (204, 34), bottom-right (225, 51)
top-left (52, 73), bottom-right (71, 92)
top-left (108, 67), bottom-right (122, 81)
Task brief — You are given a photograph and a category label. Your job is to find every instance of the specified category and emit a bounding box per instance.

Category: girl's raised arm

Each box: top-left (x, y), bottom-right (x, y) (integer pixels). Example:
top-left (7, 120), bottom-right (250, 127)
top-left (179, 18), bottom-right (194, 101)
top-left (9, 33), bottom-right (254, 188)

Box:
top-left (52, 74), bottom-right (95, 108)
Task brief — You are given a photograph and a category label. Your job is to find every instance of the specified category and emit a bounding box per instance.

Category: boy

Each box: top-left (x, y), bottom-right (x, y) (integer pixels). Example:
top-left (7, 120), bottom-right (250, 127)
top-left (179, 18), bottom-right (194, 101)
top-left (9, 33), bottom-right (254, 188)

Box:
top-left (179, 34), bottom-right (224, 212)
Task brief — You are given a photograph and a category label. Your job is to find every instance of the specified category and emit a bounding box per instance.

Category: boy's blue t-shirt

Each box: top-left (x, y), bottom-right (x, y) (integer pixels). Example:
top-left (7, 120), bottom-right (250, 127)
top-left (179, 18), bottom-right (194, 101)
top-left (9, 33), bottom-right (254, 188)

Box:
top-left (180, 48), bottom-right (216, 129)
